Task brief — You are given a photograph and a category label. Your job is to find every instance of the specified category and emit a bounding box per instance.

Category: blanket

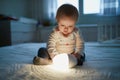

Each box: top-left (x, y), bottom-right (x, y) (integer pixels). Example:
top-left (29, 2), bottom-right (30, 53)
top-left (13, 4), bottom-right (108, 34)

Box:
top-left (0, 43), bottom-right (120, 80)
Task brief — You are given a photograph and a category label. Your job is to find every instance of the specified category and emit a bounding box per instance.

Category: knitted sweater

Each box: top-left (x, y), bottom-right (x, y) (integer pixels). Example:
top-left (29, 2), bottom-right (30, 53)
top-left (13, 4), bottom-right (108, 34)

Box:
top-left (47, 27), bottom-right (84, 59)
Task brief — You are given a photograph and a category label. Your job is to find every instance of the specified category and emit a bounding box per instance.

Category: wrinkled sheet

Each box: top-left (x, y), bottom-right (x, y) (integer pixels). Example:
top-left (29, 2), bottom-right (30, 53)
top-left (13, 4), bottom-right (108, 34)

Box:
top-left (0, 42), bottom-right (120, 80)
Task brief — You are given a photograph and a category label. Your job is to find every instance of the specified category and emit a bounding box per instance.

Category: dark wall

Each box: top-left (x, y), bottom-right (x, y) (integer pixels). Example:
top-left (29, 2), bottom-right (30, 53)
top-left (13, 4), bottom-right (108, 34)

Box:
top-left (0, 0), bottom-right (30, 18)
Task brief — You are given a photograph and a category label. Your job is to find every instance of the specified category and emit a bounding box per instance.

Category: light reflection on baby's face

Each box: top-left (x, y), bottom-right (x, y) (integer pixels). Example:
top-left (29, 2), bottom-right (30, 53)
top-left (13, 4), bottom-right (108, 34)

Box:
top-left (58, 17), bottom-right (76, 37)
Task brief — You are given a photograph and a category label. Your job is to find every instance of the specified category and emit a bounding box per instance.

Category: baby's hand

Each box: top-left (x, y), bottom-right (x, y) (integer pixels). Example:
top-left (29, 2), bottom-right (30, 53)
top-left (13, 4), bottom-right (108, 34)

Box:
top-left (72, 53), bottom-right (80, 59)
top-left (50, 54), bottom-right (57, 59)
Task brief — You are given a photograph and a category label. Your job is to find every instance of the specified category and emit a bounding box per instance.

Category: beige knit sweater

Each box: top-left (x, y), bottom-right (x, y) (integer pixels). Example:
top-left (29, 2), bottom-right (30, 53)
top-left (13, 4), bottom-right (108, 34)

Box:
top-left (47, 27), bottom-right (84, 59)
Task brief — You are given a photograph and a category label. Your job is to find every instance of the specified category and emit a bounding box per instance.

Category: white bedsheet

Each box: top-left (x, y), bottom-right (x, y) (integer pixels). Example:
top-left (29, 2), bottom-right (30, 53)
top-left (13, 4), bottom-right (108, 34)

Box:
top-left (0, 42), bottom-right (120, 80)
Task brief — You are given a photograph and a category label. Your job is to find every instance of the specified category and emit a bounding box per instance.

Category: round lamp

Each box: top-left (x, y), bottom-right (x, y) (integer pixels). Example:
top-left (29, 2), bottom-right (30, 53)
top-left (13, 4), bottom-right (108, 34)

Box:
top-left (52, 53), bottom-right (77, 69)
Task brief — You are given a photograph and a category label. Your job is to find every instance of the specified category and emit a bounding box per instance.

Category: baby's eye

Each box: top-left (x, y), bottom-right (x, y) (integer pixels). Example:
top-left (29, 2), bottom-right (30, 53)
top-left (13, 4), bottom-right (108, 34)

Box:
top-left (61, 25), bottom-right (65, 27)
top-left (69, 26), bottom-right (73, 28)
top-left (61, 25), bottom-right (64, 27)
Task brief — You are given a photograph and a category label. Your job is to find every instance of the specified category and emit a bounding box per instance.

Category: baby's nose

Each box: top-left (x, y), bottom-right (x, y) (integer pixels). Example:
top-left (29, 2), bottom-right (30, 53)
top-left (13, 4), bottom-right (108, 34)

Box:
top-left (64, 27), bottom-right (68, 31)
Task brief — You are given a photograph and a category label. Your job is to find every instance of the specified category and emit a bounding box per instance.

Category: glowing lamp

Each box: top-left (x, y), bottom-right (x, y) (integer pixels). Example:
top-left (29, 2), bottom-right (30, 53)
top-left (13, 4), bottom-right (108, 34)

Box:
top-left (52, 53), bottom-right (77, 69)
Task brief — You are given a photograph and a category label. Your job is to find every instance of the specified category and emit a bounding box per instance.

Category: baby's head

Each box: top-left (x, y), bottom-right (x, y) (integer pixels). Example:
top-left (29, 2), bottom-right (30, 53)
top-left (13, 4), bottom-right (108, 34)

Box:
top-left (56, 4), bottom-right (79, 37)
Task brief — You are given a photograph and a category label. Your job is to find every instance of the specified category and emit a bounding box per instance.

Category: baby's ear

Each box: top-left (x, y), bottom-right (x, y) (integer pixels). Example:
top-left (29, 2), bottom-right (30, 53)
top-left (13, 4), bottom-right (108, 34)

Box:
top-left (55, 26), bottom-right (59, 31)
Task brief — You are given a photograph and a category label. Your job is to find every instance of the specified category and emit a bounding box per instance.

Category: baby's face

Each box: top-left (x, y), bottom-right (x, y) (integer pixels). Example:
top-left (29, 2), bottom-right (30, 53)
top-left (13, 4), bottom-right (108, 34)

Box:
top-left (58, 17), bottom-right (76, 37)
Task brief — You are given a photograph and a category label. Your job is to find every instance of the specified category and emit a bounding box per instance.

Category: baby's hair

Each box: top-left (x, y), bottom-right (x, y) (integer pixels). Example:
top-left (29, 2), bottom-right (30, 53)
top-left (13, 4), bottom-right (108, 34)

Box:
top-left (56, 4), bottom-right (79, 21)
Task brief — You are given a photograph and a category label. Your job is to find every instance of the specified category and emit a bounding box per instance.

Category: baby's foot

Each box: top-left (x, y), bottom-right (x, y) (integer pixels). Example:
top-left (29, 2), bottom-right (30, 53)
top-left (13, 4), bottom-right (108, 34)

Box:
top-left (33, 56), bottom-right (52, 65)
top-left (33, 56), bottom-right (41, 65)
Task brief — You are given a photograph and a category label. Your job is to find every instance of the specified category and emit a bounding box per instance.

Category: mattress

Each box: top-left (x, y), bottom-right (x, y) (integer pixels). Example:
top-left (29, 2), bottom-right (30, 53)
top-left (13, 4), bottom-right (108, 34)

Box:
top-left (0, 42), bottom-right (120, 80)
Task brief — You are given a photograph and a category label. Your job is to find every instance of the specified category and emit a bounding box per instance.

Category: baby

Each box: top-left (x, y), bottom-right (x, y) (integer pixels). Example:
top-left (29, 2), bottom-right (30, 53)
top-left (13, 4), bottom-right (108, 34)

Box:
top-left (33, 4), bottom-right (85, 66)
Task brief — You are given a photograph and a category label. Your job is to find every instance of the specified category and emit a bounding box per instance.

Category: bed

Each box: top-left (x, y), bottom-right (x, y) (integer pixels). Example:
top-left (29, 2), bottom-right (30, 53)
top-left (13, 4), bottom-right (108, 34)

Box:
top-left (0, 42), bottom-right (120, 80)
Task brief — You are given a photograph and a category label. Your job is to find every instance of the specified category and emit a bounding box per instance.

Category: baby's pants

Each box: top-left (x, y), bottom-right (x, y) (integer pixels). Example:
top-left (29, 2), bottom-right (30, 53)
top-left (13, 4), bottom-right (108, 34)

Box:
top-left (37, 47), bottom-right (51, 59)
top-left (33, 47), bottom-right (85, 65)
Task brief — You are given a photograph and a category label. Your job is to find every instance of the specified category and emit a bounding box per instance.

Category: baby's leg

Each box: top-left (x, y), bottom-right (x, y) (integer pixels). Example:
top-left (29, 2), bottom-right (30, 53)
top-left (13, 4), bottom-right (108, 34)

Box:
top-left (37, 47), bottom-right (51, 59)
top-left (33, 56), bottom-right (52, 65)
top-left (77, 52), bottom-right (85, 65)
top-left (33, 47), bottom-right (52, 65)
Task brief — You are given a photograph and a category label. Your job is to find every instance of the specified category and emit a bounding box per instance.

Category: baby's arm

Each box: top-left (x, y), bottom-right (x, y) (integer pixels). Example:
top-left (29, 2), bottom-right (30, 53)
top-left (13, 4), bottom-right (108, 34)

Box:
top-left (74, 29), bottom-right (84, 55)
top-left (47, 30), bottom-right (59, 59)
